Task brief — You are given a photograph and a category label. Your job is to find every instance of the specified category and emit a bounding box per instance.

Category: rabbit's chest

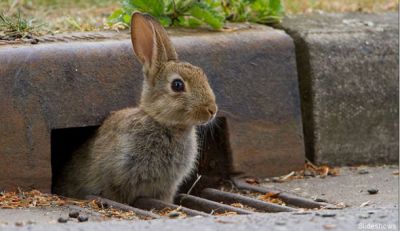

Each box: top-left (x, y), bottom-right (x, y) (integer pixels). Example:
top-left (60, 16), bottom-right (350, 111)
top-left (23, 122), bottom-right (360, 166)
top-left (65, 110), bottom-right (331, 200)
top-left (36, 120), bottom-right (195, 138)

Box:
top-left (122, 126), bottom-right (197, 183)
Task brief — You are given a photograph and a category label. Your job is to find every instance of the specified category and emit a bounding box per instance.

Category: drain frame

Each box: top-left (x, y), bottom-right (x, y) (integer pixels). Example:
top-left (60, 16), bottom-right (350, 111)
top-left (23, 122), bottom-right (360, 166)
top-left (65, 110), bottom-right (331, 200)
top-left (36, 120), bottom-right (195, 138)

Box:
top-left (200, 188), bottom-right (295, 213)
top-left (232, 177), bottom-right (326, 209)
top-left (85, 195), bottom-right (160, 219)
top-left (133, 198), bottom-right (210, 217)
top-left (176, 194), bottom-right (254, 215)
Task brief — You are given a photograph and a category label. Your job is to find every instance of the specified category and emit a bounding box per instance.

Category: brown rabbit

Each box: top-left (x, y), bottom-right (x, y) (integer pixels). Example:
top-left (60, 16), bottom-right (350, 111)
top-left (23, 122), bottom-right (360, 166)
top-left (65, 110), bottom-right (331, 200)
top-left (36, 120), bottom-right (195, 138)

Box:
top-left (54, 12), bottom-right (217, 204)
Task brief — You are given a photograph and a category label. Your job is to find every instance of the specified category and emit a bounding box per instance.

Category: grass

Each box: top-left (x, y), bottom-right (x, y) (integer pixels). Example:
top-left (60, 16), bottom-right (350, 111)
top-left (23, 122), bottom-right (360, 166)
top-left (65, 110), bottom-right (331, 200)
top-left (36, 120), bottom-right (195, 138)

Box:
top-left (0, 0), bottom-right (119, 35)
top-left (0, 0), bottom-right (398, 36)
top-left (0, 11), bottom-right (34, 33)
top-left (285, 0), bottom-right (398, 14)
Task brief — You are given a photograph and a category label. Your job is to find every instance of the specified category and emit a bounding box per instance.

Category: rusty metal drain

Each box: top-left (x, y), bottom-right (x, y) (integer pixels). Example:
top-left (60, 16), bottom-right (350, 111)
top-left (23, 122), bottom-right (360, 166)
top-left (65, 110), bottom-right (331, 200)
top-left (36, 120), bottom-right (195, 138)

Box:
top-left (85, 195), bottom-right (160, 219)
top-left (232, 177), bottom-right (325, 209)
top-left (82, 176), bottom-right (329, 220)
top-left (133, 198), bottom-right (209, 217)
top-left (200, 188), bottom-right (295, 213)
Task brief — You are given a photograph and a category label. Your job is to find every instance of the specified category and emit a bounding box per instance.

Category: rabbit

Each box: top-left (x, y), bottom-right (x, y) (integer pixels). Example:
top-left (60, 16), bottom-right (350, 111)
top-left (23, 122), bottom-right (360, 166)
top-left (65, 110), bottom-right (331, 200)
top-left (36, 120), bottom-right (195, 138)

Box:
top-left (53, 12), bottom-right (217, 204)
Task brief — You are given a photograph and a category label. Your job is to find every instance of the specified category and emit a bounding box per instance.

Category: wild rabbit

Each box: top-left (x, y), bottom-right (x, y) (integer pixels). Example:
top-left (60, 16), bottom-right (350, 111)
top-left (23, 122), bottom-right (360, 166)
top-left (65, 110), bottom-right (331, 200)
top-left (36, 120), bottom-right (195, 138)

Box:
top-left (54, 12), bottom-right (217, 204)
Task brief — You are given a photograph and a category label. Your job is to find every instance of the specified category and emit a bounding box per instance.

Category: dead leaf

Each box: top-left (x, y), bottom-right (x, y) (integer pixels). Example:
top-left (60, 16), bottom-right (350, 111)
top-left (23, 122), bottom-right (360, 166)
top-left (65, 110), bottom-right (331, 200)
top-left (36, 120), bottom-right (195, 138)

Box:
top-left (323, 224), bottom-right (336, 229)
top-left (230, 203), bottom-right (244, 208)
top-left (360, 201), bottom-right (370, 207)
top-left (215, 211), bottom-right (238, 216)
top-left (258, 192), bottom-right (285, 205)
top-left (260, 192), bottom-right (280, 199)
top-left (317, 166), bottom-right (330, 177)
top-left (245, 177), bottom-right (260, 185)
top-left (281, 171), bottom-right (295, 180)
top-left (0, 190), bottom-right (139, 220)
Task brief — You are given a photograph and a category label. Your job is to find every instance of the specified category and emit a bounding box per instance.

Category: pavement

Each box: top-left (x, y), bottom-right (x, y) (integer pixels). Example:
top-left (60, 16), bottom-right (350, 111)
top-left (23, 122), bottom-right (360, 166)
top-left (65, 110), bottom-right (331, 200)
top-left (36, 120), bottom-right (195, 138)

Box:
top-left (261, 165), bottom-right (399, 208)
top-left (0, 165), bottom-right (398, 231)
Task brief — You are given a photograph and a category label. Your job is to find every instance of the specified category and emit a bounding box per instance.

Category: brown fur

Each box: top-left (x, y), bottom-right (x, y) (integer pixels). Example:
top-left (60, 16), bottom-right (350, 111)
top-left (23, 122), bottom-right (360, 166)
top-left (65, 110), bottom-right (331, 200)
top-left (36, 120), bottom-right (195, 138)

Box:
top-left (54, 12), bottom-right (217, 204)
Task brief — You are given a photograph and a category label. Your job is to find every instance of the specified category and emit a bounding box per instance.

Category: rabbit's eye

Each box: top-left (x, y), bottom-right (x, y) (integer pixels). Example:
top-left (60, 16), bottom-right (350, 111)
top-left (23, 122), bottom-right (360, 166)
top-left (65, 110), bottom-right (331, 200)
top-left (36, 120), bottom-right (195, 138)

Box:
top-left (171, 79), bottom-right (185, 92)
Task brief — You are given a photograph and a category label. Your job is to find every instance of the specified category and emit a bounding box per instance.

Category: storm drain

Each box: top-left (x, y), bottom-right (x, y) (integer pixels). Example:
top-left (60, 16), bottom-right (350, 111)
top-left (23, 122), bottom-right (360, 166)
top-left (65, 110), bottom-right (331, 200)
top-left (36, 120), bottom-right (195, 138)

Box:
top-left (84, 176), bottom-right (327, 219)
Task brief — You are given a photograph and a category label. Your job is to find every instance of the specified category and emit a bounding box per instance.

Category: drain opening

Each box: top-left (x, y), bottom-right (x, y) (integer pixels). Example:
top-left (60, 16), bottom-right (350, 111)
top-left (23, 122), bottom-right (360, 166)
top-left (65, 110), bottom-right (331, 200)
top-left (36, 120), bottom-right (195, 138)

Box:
top-left (50, 118), bottom-right (327, 219)
top-left (50, 125), bottom-right (99, 193)
top-left (50, 117), bottom-right (230, 195)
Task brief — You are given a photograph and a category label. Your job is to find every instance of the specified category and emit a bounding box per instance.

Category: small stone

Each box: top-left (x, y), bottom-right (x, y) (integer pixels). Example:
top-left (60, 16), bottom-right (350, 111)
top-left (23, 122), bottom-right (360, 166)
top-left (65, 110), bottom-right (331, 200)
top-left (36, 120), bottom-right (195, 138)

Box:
top-left (272, 177), bottom-right (283, 182)
top-left (77, 215), bottom-right (88, 222)
top-left (317, 213), bottom-right (336, 218)
top-left (275, 220), bottom-right (286, 225)
top-left (367, 189), bottom-right (379, 194)
top-left (315, 198), bottom-right (328, 203)
top-left (15, 222), bottom-right (23, 227)
top-left (358, 169), bottom-right (369, 174)
top-left (26, 220), bottom-right (36, 225)
top-left (293, 211), bottom-right (312, 215)
top-left (69, 211), bottom-right (80, 218)
top-left (359, 214), bottom-right (370, 219)
top-left (57, 217), bottom-right (68, 223)
top-left (363, 21), bottom-right (374, 27)
top-left (30, 38), bottom-right (39, 45)
top-left (168, 211), bottom-right (181, 218)
top-left (304, 169), bottom-right (315, 177)
top-left (368, 211), bottom-right (375, 215)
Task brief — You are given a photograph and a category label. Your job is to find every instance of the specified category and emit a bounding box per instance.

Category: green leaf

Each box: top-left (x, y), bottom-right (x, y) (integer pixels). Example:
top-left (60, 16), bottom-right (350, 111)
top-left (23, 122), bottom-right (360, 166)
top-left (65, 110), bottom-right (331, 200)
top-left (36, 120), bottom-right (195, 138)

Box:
top-left (175, 0), bottom-right (197, 13)
top-left (123, 13), bottom-right (131, 24)
top-left (187, 17), bottom-right (202, 27)
top-left (129, 0), bottom-right (165, 16)
top-left (158, 16), bottom-right (172, 27)
top-left (188, 4), bottom-right (223, 29)
top-left (109, 0), bottom-right (284, 29)
top-left (269, 0), bottom-right (283, 15)
top-left (108, 9), bottom-right (124, 21)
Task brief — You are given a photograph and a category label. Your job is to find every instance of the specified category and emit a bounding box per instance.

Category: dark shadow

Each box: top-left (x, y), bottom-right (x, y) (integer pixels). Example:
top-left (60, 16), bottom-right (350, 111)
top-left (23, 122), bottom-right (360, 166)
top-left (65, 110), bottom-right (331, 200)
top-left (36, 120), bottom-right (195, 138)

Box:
top-left (177, 117), bottom-right (232, 196)
top-left (50, 117), bottom-right (231, 196)
top-left (50, 126), bottom-right (99, 193)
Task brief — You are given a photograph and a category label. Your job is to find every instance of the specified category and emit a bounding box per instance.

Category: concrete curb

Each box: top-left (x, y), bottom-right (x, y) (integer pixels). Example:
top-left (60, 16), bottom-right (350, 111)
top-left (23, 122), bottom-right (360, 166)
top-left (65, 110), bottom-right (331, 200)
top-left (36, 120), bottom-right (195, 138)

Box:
top-left (281, 13), bottom-right (399, 166)
top-left (0, 13), bottom-right (398, 192)
top-left (0, 25), bottom-right (304, 192)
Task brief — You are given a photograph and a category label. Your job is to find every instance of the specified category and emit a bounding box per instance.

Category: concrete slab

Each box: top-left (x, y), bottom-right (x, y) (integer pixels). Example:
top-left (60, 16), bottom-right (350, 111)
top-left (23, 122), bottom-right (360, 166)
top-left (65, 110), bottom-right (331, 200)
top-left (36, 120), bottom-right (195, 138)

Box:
top-left (261, 165), bottom-right (399, 208)
top-left (281, 13), bottom-right (399, 165)
top-left (0, 207), bottom-right (397, 231)
top-left (0, 206), bottom-right (106, 226)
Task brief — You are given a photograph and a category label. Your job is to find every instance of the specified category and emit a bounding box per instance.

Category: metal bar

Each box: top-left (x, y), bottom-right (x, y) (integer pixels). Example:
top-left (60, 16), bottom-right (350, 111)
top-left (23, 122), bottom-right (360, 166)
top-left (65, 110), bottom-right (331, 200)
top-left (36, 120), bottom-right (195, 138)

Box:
top-left (85, 195), bottom-right (160, 219)
top-left (133, 197), bottom-right (210, 217)
top-left (176, 194), bottom-right (254, 215)
top-left (232, 178), bottom-right (326, 209)
top-left (201, 188), bottom-right (295, 213)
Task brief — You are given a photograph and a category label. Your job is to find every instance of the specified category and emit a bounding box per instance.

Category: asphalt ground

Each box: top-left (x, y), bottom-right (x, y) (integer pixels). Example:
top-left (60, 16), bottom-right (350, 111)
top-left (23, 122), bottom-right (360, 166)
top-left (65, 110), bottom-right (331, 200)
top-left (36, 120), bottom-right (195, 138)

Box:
top-left (0, 165), bottom-right (398, 230)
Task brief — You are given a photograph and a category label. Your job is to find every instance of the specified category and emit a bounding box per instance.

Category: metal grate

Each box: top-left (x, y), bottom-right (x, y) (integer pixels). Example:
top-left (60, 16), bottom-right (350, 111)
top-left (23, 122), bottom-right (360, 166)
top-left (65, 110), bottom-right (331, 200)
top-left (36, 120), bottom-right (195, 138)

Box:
top-left (85, 176), bottom-right (328, 219)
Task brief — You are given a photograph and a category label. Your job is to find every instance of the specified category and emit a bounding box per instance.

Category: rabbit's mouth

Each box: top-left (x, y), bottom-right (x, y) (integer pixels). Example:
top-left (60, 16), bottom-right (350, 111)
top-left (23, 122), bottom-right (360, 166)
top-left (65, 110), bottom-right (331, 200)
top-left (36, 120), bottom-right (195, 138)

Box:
top-left (191, 105), bottom-right (218, 125)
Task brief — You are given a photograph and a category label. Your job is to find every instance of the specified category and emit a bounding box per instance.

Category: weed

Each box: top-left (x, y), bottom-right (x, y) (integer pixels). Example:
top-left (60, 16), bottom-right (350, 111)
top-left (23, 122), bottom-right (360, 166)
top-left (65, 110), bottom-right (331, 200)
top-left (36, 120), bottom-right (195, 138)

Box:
top-left (0, 11), bottom-right (36, 39)
top-left (108, 0), bottom-right (284, 30)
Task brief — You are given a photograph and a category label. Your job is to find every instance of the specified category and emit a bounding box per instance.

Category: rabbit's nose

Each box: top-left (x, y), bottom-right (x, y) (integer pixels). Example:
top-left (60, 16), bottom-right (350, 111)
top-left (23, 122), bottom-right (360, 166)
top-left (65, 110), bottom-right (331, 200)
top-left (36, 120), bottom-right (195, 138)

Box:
top-left (207, 104), bottom-right (218, 117)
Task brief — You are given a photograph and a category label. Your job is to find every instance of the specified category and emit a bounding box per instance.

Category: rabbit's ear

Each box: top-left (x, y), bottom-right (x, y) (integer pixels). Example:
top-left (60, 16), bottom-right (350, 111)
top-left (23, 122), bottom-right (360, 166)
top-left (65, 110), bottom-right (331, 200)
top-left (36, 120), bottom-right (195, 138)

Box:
top-left (131, 12), bottom-right (177, 82)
